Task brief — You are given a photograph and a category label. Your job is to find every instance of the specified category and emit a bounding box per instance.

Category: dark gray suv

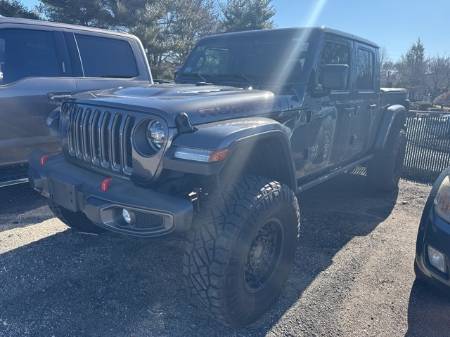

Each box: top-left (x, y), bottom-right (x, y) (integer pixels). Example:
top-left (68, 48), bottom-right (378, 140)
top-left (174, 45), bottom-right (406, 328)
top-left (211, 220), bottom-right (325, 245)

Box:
top-left (0, 17), bottom-right (152, 187)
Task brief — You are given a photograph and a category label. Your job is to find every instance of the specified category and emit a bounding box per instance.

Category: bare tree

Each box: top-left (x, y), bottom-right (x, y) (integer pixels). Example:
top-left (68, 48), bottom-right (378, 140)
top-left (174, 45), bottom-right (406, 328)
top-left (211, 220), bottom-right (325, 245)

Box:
top-left (428, 56), bottom-right (450, 97)
top-left (380, 47), bottom-right (398, 87)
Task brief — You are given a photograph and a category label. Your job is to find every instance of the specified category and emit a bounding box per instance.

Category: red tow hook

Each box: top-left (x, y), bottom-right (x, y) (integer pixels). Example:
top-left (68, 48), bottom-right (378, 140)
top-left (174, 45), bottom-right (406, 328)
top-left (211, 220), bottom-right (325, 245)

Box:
top-left (39, 154), bottom-right (50, 167)
top-left (100, 177), bottom-right (112, 192)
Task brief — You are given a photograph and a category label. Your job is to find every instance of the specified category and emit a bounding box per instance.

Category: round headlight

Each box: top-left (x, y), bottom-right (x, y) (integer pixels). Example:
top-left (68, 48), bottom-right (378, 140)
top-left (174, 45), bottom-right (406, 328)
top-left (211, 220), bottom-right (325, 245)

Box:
top-left (146, 120), bottom-right (166, 150)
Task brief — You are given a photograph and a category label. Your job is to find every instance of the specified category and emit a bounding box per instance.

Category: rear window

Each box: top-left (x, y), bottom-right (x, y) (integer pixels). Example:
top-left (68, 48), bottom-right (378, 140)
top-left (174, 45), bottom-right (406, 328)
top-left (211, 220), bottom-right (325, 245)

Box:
top-left (75, 34), bottom-right (138, 78)
top-left (356, 48), bottom-right (375, 90)
top-left (0, 29), bottom-right (61, 84)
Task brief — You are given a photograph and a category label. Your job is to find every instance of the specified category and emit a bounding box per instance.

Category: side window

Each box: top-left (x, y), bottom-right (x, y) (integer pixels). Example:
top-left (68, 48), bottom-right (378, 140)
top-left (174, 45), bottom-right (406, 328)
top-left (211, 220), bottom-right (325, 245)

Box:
top-left (320, 42), bottom-right (351, 65)
top-left (0, 29), bottom-right (61, 84)
top-left (319, 41), bottom-right (351, 89)
top-left (75, 34), bottom-right (138, 78)
top-left (356, 48), bottom-right (374, 90)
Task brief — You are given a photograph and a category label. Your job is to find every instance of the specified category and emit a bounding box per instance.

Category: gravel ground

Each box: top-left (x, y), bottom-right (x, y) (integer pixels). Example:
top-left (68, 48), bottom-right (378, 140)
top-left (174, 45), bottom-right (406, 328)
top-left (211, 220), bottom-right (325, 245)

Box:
top-left (1, 175), bottom-right (450, 337)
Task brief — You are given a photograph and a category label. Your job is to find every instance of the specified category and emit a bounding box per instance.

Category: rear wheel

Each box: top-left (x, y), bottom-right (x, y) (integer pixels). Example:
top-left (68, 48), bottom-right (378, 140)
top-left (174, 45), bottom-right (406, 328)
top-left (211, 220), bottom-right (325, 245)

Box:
top-left (367, 125), bottom-right (407, 193)
top-left (48, 201), bottom-right (105, 234)
top-left (183, 176), bottom-right (300, 327)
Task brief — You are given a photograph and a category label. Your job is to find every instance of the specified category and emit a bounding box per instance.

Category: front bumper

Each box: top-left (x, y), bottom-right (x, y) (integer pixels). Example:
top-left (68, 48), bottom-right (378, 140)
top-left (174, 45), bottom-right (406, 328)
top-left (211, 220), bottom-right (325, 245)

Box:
top-left (416, 206), bottom-right (450, 288)
top-left (29, 153), bottom-right (193, 238)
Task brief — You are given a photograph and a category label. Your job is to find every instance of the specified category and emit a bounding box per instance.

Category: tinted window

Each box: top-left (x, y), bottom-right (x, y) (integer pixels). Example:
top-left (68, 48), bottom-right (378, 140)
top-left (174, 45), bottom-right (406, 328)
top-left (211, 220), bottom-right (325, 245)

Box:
top-left (178, 36), bottom-right (311, 87)
top-left (320, 42), bottom-right (351, 66)
top-left (75, 34), bottom-right (138, 78)
top-left (0, 29), bottom-right (61, 84)
top-left (192, 47), bottom-right (230, 75)
top-left (319, 41), bottom-right (351, 89)
top-left (356, 49), bottom-right (374, 90)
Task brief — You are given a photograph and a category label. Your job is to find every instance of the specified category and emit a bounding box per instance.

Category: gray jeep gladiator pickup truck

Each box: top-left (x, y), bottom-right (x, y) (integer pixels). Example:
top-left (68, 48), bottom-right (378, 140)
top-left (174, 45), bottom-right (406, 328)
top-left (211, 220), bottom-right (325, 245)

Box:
top-left (0, 17), bottom-right (151, 187)
top-left (30, 28), bottom-right (408, 327)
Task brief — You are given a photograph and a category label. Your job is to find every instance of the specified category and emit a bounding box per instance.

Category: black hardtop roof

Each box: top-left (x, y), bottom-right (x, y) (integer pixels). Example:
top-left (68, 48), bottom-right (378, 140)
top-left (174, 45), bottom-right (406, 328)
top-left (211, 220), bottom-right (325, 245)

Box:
top-left (0, 16), bottom-right (135, 39)
top-left (202, 27), bottom-right (379, 49)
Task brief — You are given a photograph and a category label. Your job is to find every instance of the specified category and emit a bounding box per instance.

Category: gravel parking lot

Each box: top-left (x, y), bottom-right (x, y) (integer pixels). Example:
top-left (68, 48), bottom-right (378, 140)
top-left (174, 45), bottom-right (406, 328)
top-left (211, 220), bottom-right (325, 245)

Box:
top-left (1, 175), bottom-right (450, 337)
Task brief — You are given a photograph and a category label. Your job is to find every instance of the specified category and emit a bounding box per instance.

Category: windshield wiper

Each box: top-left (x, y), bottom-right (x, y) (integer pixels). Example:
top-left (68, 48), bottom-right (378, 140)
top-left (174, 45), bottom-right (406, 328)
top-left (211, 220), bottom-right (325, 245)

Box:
top-left (227, 73), bottom-right (252, 83)
top-left (206, 74), bottom-right (255, 88)
top-left (178, 72), bottom-right (209, 83)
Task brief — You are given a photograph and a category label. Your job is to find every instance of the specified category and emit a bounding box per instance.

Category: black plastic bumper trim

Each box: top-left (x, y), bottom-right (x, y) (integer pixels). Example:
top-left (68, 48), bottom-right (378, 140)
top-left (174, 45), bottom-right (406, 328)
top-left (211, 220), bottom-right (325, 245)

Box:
top-left (29, 153), bottom-right (193, 238)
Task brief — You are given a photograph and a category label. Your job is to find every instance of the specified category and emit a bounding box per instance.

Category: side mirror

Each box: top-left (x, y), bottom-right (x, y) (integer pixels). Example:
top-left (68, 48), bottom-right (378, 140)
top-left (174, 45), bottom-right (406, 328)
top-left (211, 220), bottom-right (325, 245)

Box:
top-left (320, 64), bottom-right (349, 91)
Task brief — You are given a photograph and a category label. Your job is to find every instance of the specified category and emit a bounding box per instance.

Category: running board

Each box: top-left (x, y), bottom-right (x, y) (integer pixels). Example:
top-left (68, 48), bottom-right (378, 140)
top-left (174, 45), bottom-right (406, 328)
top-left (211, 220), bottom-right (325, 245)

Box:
top-left (0, 177), bottom-right (29, 188)
top-left (298, 155), bottom-right (374, 193)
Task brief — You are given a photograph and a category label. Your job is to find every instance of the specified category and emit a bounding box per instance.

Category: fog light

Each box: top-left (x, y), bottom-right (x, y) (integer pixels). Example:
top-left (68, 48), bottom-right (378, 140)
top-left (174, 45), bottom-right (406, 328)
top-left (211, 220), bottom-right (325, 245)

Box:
top-left (428, 246), bottom-right (447, 273)
top-left (122, 209), bottom-right (134, 225)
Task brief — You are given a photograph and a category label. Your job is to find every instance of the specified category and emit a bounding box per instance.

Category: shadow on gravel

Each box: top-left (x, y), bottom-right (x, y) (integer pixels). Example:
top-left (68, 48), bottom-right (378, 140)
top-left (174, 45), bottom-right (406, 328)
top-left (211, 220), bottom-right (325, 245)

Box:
top-left (0, 184), bottom-right (51, 232)
top-left (0, 174), bottom-right (398, 336)
top-left (405, 281), bottom-right (450, 337)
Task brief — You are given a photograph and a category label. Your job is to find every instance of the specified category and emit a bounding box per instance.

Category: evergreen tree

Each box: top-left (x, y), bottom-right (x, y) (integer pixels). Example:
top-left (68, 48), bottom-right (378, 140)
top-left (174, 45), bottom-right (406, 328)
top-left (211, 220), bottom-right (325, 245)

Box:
top-left (0, 0), bottom-right (40, 19)
top-left (221, 0), bottom-right (275, 32)
top-left (38, 0), bottom-right (118, 27)
top-left (397, 38), bottom-right (426, 88)
top-left (139, 0), bottom-right (217, 78)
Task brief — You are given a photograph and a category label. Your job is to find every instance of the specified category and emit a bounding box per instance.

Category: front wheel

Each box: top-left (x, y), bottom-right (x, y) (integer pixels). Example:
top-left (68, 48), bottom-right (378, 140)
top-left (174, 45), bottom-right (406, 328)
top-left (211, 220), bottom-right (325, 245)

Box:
top-left (183, 176), bottom-right (300, 327)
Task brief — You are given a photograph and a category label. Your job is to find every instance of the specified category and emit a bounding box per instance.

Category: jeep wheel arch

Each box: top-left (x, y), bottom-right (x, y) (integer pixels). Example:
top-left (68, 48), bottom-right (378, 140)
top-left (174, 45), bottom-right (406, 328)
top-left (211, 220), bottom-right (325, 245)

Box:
top-left (220, 133), bottom-right (297, 191)
top-left (167, 117), bottom-right (297, 191)
top-left (374, 104), bottom-right (407, 152)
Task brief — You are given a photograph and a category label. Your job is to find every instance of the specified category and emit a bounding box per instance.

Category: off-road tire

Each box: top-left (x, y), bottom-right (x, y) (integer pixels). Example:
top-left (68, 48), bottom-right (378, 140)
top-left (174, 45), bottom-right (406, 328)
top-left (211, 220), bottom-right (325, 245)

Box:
top-left (48, 201), bottom-right (105, 234)
top-left (367, 123), bottom-right (407, 193)
top-left (183, 176), bottom-right (301, 327)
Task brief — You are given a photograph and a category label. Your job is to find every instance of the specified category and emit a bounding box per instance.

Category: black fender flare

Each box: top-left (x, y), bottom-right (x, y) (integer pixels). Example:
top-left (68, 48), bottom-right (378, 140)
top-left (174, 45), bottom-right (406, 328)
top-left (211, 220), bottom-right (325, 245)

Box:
top-left (164, 117), bottom-right (297, 190)
top-left (374, 104), bottom-right (407, 151)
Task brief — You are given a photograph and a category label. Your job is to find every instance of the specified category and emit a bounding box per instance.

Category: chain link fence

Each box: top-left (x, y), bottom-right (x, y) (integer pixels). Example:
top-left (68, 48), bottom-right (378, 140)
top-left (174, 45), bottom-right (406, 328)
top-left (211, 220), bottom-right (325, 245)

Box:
top-left (402, 110), bottom-right (450, 183)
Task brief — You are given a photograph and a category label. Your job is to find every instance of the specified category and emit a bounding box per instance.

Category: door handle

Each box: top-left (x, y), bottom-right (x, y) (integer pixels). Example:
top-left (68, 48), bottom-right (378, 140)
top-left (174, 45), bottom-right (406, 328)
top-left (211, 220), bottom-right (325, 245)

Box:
top-left (344, 107), bottom-right (358, 116)
top-left (48, 93), bottom-right (72, 102)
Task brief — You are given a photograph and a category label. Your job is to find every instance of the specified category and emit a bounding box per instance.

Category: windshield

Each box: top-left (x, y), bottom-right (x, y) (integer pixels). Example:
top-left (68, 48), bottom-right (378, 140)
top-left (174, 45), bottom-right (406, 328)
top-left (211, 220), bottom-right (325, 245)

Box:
top-left (176, 34), bottom-right (312, 88)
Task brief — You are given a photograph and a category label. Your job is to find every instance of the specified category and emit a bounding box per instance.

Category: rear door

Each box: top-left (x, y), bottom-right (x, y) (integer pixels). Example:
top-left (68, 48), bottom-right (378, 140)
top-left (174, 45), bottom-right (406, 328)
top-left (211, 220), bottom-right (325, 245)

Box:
top-left (65, 32), bottom-right (151, 93)
top-left (350, 44), bottom-right (380, 157)
top-left (0, 27), bottom-right (76, 166)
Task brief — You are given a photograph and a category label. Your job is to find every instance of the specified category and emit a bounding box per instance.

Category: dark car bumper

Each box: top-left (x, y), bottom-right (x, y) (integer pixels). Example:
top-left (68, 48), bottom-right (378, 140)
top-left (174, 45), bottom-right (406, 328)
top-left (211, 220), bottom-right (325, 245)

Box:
top-left (416, 206), bottom-right (450, 288)
top-left (29, 153), bottom-right (193, 238)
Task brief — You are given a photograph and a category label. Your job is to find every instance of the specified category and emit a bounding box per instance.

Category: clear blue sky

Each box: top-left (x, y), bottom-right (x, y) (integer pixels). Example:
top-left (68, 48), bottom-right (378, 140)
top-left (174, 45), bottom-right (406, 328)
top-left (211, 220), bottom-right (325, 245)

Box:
top-left (22, 0), bottom-right (450, 60)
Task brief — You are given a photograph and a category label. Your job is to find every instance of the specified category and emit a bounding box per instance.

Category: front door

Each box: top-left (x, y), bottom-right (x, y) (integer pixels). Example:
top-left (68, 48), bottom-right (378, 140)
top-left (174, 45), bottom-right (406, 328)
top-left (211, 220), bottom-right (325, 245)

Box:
top-left (0, 28), bottom-right (76, 166)
top-left (292, 37), bottom-right (356, 178)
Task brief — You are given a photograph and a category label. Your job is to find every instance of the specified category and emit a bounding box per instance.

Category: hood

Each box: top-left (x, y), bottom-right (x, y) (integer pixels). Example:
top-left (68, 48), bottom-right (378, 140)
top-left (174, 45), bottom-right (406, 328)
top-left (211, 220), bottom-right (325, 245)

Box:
top-left (73, 83), bottom-right (301, 127)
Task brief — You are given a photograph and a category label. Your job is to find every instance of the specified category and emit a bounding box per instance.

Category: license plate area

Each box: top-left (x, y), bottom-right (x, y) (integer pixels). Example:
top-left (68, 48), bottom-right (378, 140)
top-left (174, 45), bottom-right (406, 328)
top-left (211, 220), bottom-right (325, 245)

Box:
top-left (49, 177), bottom-right (79, 212)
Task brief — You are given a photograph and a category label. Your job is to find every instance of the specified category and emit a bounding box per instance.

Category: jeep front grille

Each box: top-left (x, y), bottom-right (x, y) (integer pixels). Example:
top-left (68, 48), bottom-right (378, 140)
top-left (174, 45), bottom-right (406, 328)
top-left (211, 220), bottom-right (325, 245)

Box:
top-left (66, 104), bottom-right (135, 175)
